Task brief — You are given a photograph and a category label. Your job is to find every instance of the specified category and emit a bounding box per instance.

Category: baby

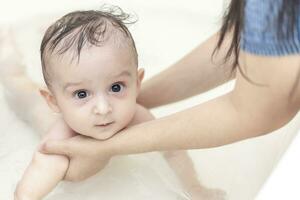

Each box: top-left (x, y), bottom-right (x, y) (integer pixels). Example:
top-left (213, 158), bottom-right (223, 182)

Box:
top-left (0, 7), bottom-right (226, 200)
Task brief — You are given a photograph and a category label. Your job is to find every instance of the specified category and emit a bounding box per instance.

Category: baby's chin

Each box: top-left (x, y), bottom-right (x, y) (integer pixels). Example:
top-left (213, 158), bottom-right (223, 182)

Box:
top-left (92, 131), bottom-right (117, 140)
top-left (71, 122), bottom-right (128, 140)
top-left (81, 129), bottom-right (120, 141)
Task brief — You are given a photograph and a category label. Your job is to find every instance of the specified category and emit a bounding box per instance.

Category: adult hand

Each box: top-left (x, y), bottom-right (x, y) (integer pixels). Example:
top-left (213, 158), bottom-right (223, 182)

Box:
top-left (39, 135), bottom-right (112, 181)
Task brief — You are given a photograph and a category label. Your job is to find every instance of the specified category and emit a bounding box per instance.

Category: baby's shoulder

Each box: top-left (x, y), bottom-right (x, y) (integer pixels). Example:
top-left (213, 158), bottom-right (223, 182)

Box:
top-left (129, 104), bottom-right (155, 126)
top-left (41, 117), bottom-right (77, 142)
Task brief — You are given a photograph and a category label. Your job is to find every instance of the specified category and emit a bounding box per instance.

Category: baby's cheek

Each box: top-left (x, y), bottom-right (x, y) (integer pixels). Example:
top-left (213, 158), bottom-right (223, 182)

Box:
top-left (120, 105), bottom-right (136, 125)
top-left (62, 112), bottom-right (84, 133)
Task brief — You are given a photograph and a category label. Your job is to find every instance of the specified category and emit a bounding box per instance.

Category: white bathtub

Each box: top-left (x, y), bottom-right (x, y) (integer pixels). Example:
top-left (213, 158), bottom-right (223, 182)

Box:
top-left (0, 0), bottom-right (299, 199)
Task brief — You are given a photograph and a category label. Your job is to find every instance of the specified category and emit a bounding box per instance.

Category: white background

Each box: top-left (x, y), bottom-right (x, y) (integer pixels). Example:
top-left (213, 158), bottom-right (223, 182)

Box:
top-left (256, 132), bottom-right (300, 199)
top-left (0, 0), bottom-right (300, 199)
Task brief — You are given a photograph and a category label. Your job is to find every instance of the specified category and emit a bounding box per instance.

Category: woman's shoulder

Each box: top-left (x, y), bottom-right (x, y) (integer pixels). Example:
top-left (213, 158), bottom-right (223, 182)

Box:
top-left (241, 0), bottom-right (300, 56)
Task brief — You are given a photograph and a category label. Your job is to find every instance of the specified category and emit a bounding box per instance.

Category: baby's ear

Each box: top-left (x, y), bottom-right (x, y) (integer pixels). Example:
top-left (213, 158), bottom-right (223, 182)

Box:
top-left (137, 68), bottom-right (145, 88)
top-left (39, 88), bottom-right (60, 113)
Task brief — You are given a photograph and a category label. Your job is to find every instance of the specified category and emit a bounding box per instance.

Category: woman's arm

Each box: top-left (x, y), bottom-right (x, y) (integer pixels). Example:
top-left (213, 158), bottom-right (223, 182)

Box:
top-left (137, 32), bottom-right (235, 108)
top-left (40, 50), bottom-right (300, 182)
top-left (111, 52), bottom-right (300, 154)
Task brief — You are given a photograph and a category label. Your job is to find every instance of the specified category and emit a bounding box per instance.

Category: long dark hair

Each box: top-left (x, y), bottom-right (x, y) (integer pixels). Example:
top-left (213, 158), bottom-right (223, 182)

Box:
top-left (214, 0), bottom-right (300, 83)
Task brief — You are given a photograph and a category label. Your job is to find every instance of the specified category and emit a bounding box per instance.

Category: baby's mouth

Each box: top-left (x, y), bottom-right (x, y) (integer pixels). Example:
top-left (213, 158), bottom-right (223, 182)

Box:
top-left (95, 122), bottom-right (114, 127)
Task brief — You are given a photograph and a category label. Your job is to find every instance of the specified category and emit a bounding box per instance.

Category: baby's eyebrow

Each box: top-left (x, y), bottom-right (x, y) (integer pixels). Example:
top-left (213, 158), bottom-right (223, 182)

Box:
top-left (63, 81), bottom-right (85, 91)
top-left (112, 70), bottom-right (132, 78)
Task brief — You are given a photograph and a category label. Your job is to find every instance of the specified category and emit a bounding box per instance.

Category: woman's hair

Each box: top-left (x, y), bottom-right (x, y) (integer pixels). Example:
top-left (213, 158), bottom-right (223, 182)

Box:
top-left (214, 0), bottom-right (299, 82)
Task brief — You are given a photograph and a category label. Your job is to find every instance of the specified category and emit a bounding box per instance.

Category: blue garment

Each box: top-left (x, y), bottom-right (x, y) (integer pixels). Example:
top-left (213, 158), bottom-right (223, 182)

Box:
top-left (241, 0), bottom-right (300, 56)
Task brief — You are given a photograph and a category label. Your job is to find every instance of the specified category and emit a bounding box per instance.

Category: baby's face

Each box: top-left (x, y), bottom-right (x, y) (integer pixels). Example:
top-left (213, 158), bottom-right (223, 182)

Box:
top-left (46, 43), bottom-right (142, 140)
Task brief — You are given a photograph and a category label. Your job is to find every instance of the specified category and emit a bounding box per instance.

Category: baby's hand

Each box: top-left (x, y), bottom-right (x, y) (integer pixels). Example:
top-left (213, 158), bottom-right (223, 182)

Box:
top-left (186, 185), bottom-right (227, 200)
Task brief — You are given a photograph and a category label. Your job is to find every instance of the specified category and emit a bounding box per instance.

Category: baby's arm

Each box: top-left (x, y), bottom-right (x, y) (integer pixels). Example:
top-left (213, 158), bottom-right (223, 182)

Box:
top-left (15, 118), bottom-right (76, 200)
top-left (162, 150), bottom-right (202, 191)
top-left (132, 105), bottom-right (226, 199)
top-left (163, 150), bottom-right (226, 199)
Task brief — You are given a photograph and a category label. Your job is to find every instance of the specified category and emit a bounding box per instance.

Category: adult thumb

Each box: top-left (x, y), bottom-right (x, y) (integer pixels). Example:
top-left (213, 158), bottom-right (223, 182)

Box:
top-left (39, 139), bottom-right (71, 156)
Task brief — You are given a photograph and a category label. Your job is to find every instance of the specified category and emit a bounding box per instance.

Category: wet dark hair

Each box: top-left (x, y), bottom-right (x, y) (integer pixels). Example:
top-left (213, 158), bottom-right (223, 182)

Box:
top-left (214, 0), bottom-right (299, 83)
top-left (40, 6), bottom-right (137, 87)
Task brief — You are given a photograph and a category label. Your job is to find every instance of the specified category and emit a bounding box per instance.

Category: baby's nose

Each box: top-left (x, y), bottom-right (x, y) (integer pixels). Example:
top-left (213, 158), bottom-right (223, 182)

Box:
top-left (93, 97), bottom-right (112, 115)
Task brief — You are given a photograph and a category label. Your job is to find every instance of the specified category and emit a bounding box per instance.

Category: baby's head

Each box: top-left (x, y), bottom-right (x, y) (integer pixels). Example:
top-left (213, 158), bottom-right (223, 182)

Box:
top-left (39, 7), bottom-right (144, 140)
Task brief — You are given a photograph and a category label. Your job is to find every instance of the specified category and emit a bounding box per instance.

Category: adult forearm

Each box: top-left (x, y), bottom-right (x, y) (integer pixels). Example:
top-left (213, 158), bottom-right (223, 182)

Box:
top-left (110, 92), bottom-right (295, 155)
top-left (137, 32), bottom-right (235, 108)
top-left (111, 94), bottom-right (241, 154)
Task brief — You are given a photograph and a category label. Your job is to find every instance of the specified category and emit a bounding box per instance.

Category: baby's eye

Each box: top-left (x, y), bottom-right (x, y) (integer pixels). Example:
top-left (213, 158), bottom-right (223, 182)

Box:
top-left (110, 83), bottom-right (124, 93)
top-left (74, 90), bottom-right (89, 99)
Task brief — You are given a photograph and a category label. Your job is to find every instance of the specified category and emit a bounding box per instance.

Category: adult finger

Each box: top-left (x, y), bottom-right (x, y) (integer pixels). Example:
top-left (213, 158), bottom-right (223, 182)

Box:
top-left (39, 139), bottom-right (72, 156)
